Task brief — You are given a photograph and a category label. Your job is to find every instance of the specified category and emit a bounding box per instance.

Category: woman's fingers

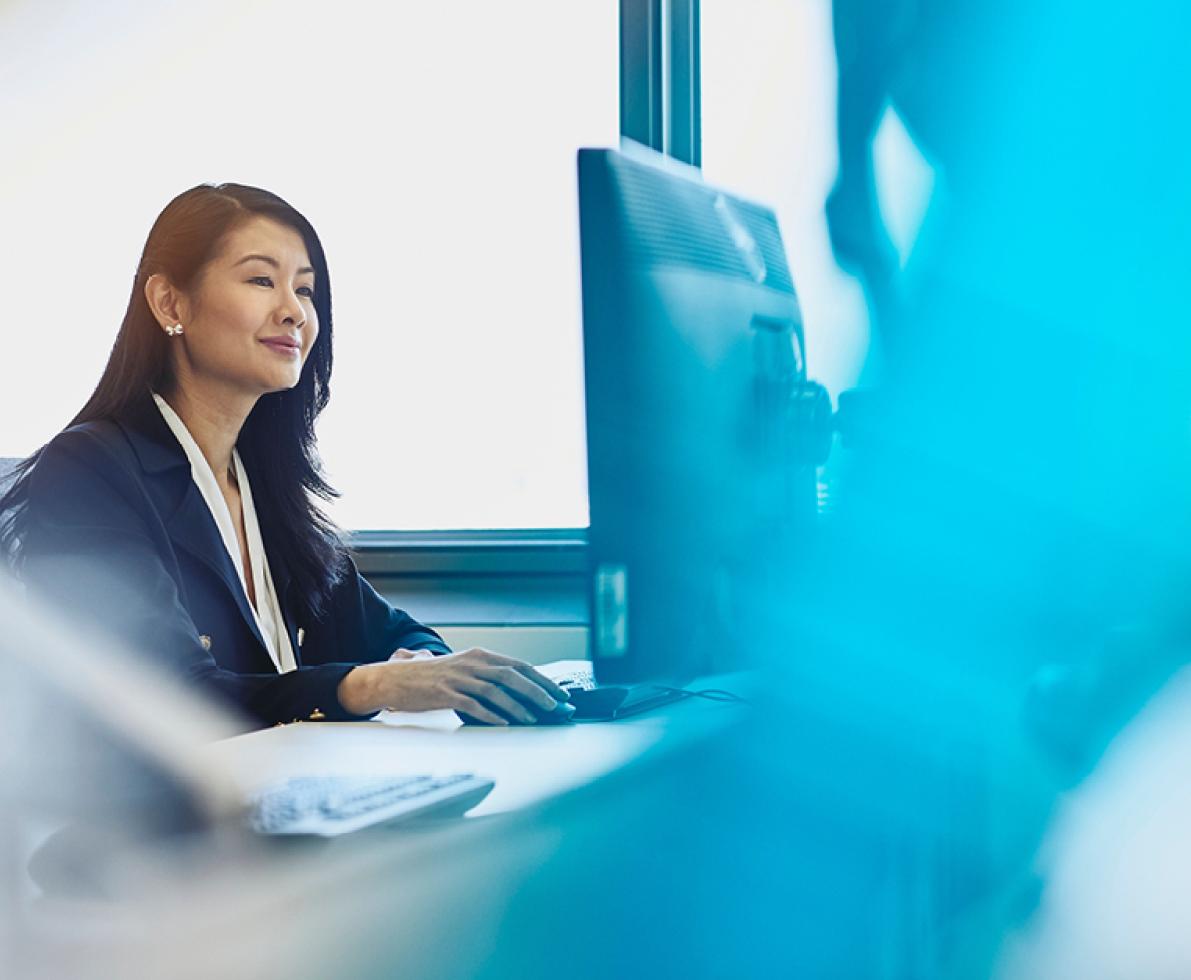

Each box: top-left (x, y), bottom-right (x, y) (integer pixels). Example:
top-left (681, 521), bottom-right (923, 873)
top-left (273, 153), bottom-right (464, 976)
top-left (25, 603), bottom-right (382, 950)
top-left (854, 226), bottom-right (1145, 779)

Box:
top-left (461, 648), bottom-right (571, 703)
top-left (453, 694), bottom-right (508, 726)
top-left (463, 680), bottom-right (538, 724)
top-left (477, 666), bottom-right (560, 712)
top-left (513, 665), bottom-right (571, 704)
top-left (442, 649), bottom-right (570, 723)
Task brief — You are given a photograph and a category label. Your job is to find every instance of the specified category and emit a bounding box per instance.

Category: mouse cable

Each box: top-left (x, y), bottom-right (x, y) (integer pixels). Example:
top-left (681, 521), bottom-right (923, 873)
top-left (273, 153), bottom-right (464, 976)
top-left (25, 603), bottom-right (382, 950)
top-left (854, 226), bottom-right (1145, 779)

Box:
top-left (650, 685), bottom-right (750, 706)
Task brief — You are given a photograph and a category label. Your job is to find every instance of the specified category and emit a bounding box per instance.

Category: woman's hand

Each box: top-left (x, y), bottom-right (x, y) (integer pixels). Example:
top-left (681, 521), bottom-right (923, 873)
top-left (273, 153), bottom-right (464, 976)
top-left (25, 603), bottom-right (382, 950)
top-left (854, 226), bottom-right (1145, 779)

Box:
top-left (338, 647), bottom-right (570, 725)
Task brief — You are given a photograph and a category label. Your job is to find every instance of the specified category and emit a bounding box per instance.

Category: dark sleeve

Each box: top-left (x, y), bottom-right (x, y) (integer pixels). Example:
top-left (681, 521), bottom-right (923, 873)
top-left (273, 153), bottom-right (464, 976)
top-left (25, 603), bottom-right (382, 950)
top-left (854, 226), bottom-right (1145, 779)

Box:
top-left (290, 559), bottom-right (453, 721)
top-left (20, 429), bottom-right (386, 729)
top-left (316, 556), bottom-right (452, 665)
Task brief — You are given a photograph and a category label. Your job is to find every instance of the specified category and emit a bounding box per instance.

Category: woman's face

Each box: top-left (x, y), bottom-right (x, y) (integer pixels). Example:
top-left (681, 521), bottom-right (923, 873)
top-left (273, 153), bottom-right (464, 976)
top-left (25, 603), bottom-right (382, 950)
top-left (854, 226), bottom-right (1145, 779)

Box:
top-left (169, 215), bottom-right (320, 399)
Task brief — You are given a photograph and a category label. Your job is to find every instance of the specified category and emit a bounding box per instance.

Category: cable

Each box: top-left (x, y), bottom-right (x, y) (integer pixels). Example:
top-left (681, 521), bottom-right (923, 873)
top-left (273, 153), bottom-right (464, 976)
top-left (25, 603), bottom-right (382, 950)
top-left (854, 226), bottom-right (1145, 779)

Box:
top-left (650, 685), bottom-right (750, 706)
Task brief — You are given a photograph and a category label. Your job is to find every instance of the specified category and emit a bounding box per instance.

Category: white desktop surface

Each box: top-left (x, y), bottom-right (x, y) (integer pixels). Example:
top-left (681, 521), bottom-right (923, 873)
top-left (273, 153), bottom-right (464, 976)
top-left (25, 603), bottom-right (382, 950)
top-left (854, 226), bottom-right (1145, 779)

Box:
top-left (24, 674), bottom-right (752, 980)
top-left (205, 671), bottom-right (751, 817)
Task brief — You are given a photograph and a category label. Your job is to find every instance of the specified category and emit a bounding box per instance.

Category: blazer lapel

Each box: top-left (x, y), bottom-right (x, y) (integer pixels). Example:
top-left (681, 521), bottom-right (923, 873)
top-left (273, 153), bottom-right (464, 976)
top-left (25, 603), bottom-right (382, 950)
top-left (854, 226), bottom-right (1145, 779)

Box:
top-left (166, 486), bottom-right (271, 654)
top-left (116, 393), bottom-right (270, 656)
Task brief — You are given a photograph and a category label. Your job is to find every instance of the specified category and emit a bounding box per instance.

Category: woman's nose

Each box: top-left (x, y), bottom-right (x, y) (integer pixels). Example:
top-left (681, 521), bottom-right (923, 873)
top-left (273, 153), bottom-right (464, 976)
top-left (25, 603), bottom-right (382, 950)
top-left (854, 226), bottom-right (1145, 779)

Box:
top-left (278, 291), bottom-right (305, 327)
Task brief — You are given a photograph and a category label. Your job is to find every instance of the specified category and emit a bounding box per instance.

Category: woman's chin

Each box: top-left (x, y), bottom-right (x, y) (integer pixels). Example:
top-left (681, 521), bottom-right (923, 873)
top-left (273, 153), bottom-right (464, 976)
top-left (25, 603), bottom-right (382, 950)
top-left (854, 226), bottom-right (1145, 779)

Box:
top-left (263, 370), bottom-right (303, 394)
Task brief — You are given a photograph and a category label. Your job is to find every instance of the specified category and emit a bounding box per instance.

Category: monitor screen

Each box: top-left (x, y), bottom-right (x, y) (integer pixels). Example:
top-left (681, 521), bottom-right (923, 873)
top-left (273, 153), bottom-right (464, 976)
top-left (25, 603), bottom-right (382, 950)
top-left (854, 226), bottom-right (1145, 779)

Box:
top-left (577, 144), bottom-right (820, 686)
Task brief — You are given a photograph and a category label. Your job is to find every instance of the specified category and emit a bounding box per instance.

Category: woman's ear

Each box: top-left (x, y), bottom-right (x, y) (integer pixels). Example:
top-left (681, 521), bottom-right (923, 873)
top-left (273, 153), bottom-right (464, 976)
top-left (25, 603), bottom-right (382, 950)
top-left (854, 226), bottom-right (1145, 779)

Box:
top-left (144, 273), bottom-right (189, 332)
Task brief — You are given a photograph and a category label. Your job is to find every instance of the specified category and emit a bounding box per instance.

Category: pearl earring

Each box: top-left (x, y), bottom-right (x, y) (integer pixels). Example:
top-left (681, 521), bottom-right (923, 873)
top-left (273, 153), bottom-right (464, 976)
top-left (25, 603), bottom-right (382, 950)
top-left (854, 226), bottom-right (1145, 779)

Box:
top-left (165, 323), bottom-right (184, 337)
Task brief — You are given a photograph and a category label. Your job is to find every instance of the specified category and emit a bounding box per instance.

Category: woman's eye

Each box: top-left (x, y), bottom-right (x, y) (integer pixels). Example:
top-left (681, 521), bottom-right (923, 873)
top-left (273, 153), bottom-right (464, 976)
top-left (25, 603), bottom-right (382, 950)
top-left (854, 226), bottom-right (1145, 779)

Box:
top-left (248, 276), bottom-right (314, 299)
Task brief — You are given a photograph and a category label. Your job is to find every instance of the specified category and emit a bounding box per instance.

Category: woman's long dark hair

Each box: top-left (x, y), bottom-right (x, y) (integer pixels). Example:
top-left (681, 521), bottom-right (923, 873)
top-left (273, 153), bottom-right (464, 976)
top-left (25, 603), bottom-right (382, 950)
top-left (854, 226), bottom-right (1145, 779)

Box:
top-left (0, 183), bottom-right (349, 620)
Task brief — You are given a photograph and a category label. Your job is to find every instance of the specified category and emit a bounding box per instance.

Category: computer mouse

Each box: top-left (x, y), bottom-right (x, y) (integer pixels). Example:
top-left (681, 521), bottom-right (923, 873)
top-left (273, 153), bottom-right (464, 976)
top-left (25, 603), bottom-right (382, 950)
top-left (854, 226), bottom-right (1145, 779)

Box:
top-left (563, 685), bottom-right (629, 720)
top-left (532, 700), bottom-right (578, 725)
top-left (457, 699), bottom-right (576, 727)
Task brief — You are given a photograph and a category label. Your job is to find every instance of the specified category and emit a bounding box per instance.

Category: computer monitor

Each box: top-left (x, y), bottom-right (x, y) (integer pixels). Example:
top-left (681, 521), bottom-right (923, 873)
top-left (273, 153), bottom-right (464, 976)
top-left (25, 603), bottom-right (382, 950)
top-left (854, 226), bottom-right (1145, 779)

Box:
top-left (577, 143), bottom-right (826, 688)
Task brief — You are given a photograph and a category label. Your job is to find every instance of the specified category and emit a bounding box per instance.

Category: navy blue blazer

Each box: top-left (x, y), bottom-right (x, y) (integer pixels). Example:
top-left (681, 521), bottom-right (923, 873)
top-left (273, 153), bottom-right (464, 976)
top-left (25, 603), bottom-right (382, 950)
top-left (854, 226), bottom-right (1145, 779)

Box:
top-left (20, 394), bottom-right (450, 729)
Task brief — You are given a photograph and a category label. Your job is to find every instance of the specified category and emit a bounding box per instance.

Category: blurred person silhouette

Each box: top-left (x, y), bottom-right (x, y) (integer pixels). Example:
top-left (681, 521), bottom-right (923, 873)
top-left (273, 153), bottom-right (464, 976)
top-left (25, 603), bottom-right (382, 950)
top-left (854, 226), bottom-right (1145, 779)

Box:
top-left (815, 0), bottom-right (1191, 970)
top-left (0, 184), bottom-right (568, 732)
top-left (825, 0), bottom-right (1191, 796)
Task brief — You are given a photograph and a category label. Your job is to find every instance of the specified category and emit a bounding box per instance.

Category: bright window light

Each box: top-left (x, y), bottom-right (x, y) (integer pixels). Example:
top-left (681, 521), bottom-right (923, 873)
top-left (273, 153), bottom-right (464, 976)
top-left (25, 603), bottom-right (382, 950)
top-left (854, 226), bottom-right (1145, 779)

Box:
top-left (0, 0), bottom-right (615, 529)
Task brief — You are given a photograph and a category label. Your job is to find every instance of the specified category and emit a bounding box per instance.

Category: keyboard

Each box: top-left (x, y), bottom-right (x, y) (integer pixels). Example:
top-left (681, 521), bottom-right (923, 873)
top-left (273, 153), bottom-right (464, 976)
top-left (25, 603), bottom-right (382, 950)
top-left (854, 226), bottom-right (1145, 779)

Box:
top-left (546, 661), bottom-right (598, 692)
top-left (247, 774), bottom-right (495, 837)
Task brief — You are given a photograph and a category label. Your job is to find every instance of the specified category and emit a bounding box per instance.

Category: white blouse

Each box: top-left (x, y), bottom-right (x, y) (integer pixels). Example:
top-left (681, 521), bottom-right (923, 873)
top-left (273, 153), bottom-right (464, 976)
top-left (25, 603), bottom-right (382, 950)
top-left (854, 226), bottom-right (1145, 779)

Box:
top-left (152, 392), bottom-right (297, 673)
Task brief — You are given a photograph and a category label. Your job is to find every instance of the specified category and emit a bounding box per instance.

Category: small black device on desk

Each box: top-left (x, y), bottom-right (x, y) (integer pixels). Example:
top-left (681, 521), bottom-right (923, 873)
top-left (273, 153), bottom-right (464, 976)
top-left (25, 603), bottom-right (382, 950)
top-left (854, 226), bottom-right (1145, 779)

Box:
top-left (545, 661), bottom-right (686, 720)
top-left (541, 661), bottom-right (748, 721)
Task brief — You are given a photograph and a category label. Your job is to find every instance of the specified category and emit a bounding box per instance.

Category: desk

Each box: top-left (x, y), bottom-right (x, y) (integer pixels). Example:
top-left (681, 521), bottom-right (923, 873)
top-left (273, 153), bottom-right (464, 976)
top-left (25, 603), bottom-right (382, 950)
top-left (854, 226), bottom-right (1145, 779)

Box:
top-left (23, 678), bottom-right (753, 980)
top-left (204, 671), bottom-right (750, 818)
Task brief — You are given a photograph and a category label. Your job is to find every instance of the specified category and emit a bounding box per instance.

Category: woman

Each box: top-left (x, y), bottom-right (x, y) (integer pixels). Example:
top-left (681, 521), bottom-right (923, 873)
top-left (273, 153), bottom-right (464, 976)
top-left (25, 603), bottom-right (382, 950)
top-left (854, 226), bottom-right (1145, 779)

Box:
top-left (0, 183), bottom-right (567, 728)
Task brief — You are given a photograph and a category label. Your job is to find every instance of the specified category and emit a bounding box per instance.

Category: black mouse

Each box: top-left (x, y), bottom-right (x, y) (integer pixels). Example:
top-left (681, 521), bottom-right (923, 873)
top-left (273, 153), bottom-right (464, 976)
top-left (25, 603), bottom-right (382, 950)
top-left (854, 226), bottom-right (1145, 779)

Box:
top-left (457, 699), bottom-right (576, 726)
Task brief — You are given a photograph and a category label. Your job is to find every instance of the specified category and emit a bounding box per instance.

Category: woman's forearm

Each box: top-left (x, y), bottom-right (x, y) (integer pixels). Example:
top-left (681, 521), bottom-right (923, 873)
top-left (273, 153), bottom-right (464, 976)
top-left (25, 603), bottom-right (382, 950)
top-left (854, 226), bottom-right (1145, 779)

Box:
top-left (333, 649), bottom-right (570, 724)
top-left (336, 663), bottom-right (390, 715)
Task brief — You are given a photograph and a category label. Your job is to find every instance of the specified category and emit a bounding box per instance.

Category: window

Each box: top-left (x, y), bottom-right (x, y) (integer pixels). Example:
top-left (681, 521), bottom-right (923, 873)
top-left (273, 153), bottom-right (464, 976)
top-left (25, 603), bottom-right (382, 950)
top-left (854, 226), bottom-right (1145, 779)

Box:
top-left (0, 0), bottom-right (617, 530)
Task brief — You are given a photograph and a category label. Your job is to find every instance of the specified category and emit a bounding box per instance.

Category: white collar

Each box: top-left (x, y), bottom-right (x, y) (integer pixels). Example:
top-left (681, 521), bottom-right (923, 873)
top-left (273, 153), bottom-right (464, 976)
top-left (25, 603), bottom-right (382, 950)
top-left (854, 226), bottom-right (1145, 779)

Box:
top-left (151, 392), bottom-right (296, 673)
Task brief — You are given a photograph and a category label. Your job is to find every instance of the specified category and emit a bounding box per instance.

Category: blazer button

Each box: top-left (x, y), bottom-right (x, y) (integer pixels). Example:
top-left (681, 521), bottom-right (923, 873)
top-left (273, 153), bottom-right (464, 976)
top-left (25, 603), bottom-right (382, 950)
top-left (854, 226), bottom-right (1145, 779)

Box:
top-left (308, 708), bottom-right (326, 721)
top-left (199, 634), bottom-right (212, 651)
top-left (297, 627), bottom-right (305, 647)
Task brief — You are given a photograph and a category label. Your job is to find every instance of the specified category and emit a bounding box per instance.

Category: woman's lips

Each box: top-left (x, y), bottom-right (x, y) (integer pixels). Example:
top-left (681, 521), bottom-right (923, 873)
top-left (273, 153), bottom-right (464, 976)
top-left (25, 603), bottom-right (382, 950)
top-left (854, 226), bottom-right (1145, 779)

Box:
top-left (261, 339), bottom-right (300, 357)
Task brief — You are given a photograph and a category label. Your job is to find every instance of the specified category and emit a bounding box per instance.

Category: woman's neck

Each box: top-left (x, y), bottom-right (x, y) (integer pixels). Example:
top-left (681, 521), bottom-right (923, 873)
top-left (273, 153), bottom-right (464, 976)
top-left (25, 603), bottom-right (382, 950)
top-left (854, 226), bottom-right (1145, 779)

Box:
top-left (157, 384), bottom-right (256, 490)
